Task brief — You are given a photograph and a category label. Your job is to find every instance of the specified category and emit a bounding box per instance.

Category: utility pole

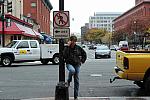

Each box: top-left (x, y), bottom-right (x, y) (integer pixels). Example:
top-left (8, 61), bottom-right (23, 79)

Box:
top-left (1, 0), bottom-right (5, 47)
top-left (55, 0), bottom-right (69, 100)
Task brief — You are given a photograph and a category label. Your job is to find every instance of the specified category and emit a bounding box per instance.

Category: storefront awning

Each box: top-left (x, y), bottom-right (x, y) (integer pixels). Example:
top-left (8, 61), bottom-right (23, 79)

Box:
top-left (33, 30), bottom-right (44, 39)
top-left (0, 22), bottom-right (23, 34)
top-left (0, 21), bottom-right (43, 39)
top-left (15, 23), bottom-right (36, 37)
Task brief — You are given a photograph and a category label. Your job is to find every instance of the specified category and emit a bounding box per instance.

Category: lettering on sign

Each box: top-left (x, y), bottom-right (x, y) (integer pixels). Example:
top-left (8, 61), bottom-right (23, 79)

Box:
top-left (53, 28), bottom-right (70, 38)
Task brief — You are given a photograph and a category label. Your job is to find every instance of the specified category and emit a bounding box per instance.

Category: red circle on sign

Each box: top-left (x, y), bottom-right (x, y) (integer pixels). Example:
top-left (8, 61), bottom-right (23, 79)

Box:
top-left (54, 12), bottom-right (69, 27)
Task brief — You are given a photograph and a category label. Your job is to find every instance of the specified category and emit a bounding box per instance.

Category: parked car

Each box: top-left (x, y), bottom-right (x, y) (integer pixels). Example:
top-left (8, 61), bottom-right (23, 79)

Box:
top-left (88, 44), bottom-right (95, 50)
top-left (145, 44), bottom-right (150, 51)
top-left (95, 45), bottom-right (111, 59)
top-left (136, 45), bottom-right (142, 50)
top-left (81, 44), bottom-right (89, 51)
top-left (110, 45), bottom-right (119, 51)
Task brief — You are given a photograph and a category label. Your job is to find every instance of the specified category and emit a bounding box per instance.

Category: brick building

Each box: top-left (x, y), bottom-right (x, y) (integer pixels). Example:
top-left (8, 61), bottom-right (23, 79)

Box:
top-left (23, 0), bottom-right (53, 35)
top-left (0, 0), bottom-right (53, 46)
top-left (113, 0), bottom-right (150, 44)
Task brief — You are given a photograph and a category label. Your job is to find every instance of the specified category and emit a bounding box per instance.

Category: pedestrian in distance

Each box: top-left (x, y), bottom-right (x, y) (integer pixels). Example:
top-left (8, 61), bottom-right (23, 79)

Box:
top-left (63, 35), bottom-right (87, 100)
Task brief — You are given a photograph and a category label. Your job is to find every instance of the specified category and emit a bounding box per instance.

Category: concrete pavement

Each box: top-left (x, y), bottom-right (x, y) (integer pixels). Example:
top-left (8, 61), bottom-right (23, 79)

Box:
top-left (22, 97), bottom-right (150, 100)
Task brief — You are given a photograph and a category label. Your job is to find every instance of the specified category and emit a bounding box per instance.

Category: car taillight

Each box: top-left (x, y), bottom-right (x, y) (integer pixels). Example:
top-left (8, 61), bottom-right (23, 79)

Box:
top-left (123, 57), bottom-right (129, 69)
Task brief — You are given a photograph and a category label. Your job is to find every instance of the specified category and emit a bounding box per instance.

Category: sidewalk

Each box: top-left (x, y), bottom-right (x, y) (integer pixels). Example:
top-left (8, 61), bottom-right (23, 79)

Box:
top-left (22, 97), bottom-right (150, 100)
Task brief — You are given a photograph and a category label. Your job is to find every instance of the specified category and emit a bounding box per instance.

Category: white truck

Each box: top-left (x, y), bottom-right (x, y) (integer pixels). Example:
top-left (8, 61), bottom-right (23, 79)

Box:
top-left (0, 40), bottom-right (59, 66)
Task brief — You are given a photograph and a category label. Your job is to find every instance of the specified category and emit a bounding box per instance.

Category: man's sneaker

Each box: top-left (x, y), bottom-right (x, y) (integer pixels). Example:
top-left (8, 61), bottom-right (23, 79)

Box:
top-left (74, 97), bottom-right (78, 100)
top-left (65, 81), bottom-right (70, 87)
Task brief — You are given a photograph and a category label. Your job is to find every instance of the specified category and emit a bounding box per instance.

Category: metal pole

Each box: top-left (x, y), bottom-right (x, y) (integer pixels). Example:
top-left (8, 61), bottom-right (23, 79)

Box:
top-left (134, 32), bottom-right (136, 51)
top-left (59, 0), bottom-right (64, 11)
top-left (59, 38), bottom-right (65, 81)
top-left (59, 0), bottom-right (65, 83)
top-left (2, 1), bottom-right (4, 47)
top-left (55, 0), bottom-right (69, 100)
top-left (109, 33), bottom-right (110, 49)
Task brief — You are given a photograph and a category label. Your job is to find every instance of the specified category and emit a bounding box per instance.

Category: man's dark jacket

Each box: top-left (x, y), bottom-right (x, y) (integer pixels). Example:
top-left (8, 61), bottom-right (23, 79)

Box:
top-left (63, 45), bottom-right (87, 66)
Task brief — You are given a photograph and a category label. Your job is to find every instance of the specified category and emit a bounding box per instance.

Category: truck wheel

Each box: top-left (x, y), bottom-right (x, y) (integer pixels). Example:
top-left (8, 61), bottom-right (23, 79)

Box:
top-left (52, 55), bottom-right (59, 65)
top-left (134, 81), bottom-right (144, 88)
top-left (144, 76), bottom-right (150, 92)
top-left (95, 54), bottom-right (97, 59)
top-left (41, 59), bottom-right (49, 65)
top-left (2, 56), bottom-right (12, 67)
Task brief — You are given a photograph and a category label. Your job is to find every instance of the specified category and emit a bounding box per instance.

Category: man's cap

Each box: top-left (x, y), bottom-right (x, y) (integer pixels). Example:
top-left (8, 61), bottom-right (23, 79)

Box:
top-left (69, 35), bottom-right (77, 42)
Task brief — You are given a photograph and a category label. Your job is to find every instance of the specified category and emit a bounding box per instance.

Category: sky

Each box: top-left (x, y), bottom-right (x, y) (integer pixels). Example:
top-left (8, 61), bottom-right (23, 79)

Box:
top-left (50, 0), bottom-right (135, 34)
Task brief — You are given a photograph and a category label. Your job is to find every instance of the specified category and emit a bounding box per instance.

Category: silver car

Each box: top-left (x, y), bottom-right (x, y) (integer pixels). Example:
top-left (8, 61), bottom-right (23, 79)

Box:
top-left (95, 45), bottom-right (111, 59)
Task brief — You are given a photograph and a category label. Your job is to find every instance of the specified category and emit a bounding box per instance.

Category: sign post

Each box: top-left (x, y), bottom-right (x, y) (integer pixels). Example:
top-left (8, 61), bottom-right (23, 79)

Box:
top-left (55, 0), bottom-right (69, 100)
top-left (0, 0), bottom-right (5, 47)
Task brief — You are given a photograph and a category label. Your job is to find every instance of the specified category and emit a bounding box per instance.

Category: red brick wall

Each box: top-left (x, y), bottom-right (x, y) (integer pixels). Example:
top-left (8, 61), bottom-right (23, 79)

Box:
top-left (23, 0), bottom-right (50, 34)
top-left (114, 2), bottom-right (150, 33)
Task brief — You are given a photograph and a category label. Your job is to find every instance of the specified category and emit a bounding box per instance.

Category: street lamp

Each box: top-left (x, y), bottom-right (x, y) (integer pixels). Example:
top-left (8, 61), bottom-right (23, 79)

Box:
top-left (134, 32), bottom-right (136, 51)
top-left (133, 21), bottom-right (137, 51)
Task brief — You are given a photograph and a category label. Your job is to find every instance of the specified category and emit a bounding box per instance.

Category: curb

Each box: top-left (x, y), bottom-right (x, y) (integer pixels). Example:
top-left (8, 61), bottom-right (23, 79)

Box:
top-left (22, 97), bottom-right (150, 100)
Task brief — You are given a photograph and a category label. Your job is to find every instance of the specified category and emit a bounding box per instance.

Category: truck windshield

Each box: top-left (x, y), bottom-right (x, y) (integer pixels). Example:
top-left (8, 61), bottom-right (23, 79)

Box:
top-left (5, 41), bottom-right (19, 48)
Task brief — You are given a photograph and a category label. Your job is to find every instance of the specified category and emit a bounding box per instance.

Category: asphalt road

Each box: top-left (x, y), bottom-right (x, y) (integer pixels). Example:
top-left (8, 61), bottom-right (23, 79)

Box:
top-left (0, 50), bottom-right (148, 99)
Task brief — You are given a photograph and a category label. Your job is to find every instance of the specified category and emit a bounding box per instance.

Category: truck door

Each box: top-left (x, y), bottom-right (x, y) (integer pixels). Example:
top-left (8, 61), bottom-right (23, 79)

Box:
top-left (15, 41), bottom-right (33, 61)
top-left (29, 41), bottom-right (40, 60)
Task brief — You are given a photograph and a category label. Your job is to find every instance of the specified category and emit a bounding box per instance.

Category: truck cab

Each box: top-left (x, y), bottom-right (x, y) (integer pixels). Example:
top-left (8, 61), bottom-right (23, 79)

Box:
top-left (118, 41), bottom-right (129, 51)
top-left (4, 40), bottom-right (41, 61)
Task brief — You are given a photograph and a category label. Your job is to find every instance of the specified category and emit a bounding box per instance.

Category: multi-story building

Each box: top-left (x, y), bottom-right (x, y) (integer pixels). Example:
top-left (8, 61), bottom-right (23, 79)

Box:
top-left (8, 0), bottom-right (53, 35)
top-left (113, 0), bottom-right (150, 44)
top-left (23, 0), bottom-right (53, 35)
top-left (89, 12), bottom-right (122, 32)
top-left (0, 0), bottom-right (53, 46)
top-left (81, 23), bottom-right (89, 44)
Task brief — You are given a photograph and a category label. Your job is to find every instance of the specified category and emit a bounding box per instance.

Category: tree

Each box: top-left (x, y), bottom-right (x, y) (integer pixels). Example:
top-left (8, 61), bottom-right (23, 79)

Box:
top-left (84, 28), bottom-right (106, 43)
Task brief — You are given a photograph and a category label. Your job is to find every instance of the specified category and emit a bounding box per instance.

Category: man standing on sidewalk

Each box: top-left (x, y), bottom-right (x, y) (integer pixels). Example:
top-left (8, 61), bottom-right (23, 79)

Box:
top-left (63, 36), bottom-right (87, 100)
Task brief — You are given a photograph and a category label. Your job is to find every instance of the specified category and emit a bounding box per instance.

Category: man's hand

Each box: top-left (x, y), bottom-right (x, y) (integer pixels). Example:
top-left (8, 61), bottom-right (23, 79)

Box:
top-left (67, 41), bottom-right (71, 46)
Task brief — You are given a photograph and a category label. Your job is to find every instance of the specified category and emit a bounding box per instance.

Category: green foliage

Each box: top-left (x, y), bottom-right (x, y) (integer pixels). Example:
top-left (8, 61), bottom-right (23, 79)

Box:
top-left (84, 28), bottom-right (107, 43)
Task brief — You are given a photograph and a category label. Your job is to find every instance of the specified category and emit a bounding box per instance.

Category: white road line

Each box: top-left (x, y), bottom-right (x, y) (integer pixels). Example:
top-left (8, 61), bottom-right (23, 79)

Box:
top-left (90, 74), bottom-right (102, 77)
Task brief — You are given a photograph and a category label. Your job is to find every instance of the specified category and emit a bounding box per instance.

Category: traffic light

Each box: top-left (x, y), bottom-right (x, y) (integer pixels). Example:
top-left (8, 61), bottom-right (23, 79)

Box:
top-left (7, 1), bottom-right (12, 13)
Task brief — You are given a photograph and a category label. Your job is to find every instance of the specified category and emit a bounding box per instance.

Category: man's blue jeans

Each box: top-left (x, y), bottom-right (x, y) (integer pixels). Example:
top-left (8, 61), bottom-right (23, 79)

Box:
top-left (66, 64), bottom-right (80, 98)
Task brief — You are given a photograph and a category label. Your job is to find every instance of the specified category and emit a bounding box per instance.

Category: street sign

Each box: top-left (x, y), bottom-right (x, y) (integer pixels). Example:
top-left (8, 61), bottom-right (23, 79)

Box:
top-left (53, 11), bottom-right (70, 27)
top-left (53, 28), bottom-right (70, 38)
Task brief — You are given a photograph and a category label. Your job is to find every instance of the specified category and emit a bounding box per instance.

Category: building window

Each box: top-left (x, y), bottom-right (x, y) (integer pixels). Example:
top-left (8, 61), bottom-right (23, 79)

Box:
top-left (11, 36), bottom-right (13, 41)
top-left (31, 2), bottom-right (36, 8)
top-left (18, 36), bottom-right (21, 40)
top-left (14, 35), bottom-right (17, 40)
